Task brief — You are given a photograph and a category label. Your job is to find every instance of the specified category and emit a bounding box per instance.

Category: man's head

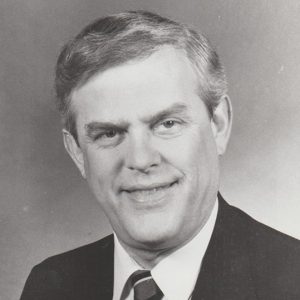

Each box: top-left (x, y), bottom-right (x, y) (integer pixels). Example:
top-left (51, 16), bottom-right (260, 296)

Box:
top-left (56, 11), bottom-right (232, 260)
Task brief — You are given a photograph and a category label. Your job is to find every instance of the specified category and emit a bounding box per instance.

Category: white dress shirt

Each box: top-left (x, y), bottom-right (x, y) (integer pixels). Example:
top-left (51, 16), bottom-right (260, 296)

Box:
top-left (113, 199), bottom-right (218, 300)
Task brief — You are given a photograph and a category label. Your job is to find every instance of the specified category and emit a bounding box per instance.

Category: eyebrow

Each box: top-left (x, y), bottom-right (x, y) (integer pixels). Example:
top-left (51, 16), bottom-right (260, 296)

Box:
top-left (85, 121), bottom-right (129, 138)
top-left (84, 102), bottom-right (189, 137)
top-left (141, 103), bottom-right (189, 125)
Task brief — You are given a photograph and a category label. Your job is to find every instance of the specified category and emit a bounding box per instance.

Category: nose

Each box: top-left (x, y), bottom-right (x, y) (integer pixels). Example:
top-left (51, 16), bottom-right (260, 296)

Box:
top-left (125, 131), bottom-right (161, 172)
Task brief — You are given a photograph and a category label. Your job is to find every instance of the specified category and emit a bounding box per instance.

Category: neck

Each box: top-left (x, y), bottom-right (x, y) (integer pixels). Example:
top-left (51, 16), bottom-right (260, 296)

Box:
top-left (118, 223), bottom-right (209, 269)
top-left (119, 240), bottom-right (176, 269)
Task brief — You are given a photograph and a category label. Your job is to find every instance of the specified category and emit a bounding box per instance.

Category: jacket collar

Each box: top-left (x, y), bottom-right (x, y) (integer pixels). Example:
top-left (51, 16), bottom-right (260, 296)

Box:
top-left (191, 193), bottom-right (257, 299)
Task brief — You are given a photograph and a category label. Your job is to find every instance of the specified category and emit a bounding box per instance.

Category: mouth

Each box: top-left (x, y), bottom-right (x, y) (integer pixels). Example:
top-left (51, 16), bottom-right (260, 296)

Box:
top-left (121, 180), bottom-right (179, 203)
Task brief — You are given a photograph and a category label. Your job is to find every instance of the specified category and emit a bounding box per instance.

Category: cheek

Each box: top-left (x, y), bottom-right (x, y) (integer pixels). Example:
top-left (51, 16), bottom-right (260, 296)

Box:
top-left (82, 148), bottom-right (120, 195)
top-left (159, 128), bottom-right (214, 169)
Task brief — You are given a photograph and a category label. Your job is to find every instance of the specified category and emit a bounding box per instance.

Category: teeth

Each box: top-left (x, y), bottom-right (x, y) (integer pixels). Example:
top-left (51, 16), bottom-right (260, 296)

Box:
top-left (123, 181), bottom-right (178, 194)
top-left (136, 184), bottom-right (168, 193)
top-left (123, 182), bottom-right (178, 203)
top-left (127, 183), bottom-right (174, 194)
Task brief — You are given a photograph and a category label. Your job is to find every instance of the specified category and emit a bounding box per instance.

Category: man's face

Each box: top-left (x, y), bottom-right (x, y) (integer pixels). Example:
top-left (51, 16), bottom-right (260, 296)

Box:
top-left (67, 47), bottom-right (229, 251)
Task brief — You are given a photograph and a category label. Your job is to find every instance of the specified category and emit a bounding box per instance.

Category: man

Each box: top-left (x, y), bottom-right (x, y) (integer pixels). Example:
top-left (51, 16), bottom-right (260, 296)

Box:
top-left (20, 11), bottom-right (300, 300)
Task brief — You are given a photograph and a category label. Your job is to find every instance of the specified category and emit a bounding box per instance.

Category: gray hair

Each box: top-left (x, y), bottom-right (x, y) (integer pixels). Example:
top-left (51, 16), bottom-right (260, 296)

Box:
top-left (55, 10), bottom-right (227, 142)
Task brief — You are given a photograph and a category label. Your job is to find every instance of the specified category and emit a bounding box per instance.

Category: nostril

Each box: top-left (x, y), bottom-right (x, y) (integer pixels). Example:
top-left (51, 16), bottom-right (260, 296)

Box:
top-left (125, 145), bottom-right (161, 172)
top-left (127, 163), bottom-right (158, 173)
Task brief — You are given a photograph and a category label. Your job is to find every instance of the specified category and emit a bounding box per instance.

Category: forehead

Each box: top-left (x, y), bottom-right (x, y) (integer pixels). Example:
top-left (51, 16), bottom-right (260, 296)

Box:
top-left (71, 46), bottom-right (201, 124)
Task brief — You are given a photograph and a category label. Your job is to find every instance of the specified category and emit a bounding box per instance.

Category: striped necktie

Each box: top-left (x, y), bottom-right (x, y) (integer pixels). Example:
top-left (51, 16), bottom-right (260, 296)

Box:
top-left (131, 270), bottom-right (163, 300)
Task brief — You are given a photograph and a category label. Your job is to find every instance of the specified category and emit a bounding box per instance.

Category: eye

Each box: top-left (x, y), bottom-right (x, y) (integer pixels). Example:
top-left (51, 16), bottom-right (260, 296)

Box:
top-left (103, 129), bottom-right (117, 138)
top-left (162, 120), bottom-right (176, 128)
top-left (93, 129), bottom-right (124, 148)
top-left (94, 129), bottom-right (117, 140)
top-left (154, 119), bottom-right (183, 137)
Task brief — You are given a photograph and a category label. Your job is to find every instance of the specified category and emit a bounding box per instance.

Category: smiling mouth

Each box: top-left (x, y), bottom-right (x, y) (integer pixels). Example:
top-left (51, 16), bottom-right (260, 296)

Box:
top-left (121, 180), bottom-right (178, 203)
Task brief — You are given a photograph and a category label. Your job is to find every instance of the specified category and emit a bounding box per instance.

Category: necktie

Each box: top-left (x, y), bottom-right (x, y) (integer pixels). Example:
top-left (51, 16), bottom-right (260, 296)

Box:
top-left (131, 270), bottom-right (163, 300)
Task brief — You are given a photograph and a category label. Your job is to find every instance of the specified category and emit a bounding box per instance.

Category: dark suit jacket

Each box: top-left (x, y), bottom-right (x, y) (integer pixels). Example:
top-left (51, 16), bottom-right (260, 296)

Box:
top-left (20, 195), bottom-right (300, 299)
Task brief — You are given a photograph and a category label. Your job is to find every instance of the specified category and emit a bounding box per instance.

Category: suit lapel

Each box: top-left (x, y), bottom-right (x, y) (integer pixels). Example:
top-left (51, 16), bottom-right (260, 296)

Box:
top-left (192, 194), bottom-right (257, 300)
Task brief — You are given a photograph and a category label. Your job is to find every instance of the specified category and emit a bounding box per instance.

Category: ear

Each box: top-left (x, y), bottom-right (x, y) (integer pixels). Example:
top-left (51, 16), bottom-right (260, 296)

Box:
top-left (62, 129), bottom-right (86, 178)
top-left (210, 95), bottom-right (233, 155)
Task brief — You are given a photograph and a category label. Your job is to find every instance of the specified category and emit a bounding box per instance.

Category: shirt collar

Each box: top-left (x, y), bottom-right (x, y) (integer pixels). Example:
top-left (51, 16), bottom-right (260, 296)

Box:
top-left (113, 234), bottom-right (142, 300)
top-left (113, 199), bottom-right (218, 300)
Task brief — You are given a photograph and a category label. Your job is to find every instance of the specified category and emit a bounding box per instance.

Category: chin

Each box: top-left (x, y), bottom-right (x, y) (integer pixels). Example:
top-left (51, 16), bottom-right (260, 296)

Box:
top-left (128, 225), bottom-right (181, 250)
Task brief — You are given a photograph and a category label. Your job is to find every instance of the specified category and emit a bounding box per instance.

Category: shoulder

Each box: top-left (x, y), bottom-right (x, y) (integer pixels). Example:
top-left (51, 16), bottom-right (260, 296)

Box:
top-left (219, 196), bottom-right (300, 298)
top-left (37, 234), bottom-right (114, 271)
top-left (20, 234), bottom-right (114, 300)
top-left (239, 206), bottom-right (300, 296)
top-left (222, 198), bottom-right (300, 255)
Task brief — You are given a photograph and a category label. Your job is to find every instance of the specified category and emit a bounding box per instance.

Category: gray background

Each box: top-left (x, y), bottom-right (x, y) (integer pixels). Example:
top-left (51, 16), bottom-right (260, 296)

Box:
top-left (1, 0), bottom-right (300, 299)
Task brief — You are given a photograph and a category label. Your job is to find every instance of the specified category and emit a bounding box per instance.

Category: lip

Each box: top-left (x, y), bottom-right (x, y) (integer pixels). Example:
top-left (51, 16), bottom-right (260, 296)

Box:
top-left (121, 181), bottom-right (177, 193)
top-left (120, 180), bottom-right (179, 203)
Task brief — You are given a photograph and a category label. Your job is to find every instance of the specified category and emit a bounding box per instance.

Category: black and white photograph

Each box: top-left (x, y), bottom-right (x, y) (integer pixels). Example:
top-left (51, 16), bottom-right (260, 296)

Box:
top-left (1, 1), bottom-right (300, 299)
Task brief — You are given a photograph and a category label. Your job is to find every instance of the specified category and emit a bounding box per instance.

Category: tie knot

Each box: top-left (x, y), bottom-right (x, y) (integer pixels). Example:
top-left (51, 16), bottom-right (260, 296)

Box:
top-left (131, 270), bottom-right (163, 300)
